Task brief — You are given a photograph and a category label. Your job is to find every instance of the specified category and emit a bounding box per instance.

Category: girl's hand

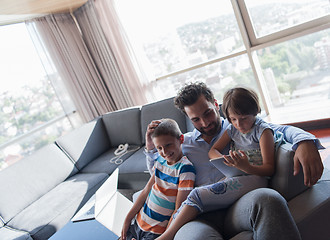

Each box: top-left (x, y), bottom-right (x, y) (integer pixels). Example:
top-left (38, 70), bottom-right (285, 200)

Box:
top-left (224, 150), bottom-right (250, 171)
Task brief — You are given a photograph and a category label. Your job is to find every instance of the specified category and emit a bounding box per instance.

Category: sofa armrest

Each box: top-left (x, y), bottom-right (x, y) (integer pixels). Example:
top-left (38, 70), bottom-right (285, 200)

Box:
top-left (288, 168), bottom-right (330, 240)
top-left (269, 143), bottom-right (308, 201)
top-left (55, 118), bottom-right (111, 170)
top-left (0, 144), bottom-right (78, 224)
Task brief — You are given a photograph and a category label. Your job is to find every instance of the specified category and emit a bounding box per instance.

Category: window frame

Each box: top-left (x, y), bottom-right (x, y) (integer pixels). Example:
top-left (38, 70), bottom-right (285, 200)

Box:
top-left (147, 0), bottom-right (330, 116)
top-left (236, 0), bottom-right (330, 47)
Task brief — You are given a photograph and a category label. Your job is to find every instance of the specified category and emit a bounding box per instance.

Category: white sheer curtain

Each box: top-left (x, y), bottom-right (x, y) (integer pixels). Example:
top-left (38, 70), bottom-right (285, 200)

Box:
top-left (74, 1), bottom-right (141, 109)
top-left (26, 14), bottom-right (118, 122)
top-left (93, 0), bottom-right (150, 104)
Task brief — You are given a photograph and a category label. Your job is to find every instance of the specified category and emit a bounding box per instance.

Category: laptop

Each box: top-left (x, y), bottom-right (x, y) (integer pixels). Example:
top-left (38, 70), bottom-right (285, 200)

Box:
top-left (210, 157), bottom-right (246, 178)
top-left (72, 168), bottom-right (133, 237)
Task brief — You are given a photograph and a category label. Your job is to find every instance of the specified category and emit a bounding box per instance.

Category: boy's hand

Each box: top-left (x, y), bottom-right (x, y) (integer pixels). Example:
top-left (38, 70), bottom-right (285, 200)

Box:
top-left (121, 218), bottom-right (132, 240)
top-left (146, 120), bottom-right (162, 150)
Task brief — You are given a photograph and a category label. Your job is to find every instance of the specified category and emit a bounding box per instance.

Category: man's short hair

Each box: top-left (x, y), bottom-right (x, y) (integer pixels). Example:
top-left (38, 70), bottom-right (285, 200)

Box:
top-left (174, 82), bottom-right (214, 114)
top-left (151, 118), bottom-right (182, 139)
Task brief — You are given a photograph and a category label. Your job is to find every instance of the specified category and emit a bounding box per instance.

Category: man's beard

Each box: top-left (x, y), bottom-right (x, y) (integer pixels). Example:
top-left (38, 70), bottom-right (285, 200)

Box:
top-left (197, 117), bottom-right (221, 137)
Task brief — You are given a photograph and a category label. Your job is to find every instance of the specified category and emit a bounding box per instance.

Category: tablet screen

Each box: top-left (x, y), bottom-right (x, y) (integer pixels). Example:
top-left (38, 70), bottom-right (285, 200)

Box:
top-left (210, 157), bottom-right (246, 178)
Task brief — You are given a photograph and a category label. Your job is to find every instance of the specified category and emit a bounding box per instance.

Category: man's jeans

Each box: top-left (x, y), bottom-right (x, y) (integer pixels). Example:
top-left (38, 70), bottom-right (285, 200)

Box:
top-left (174, 188), bottom-right (301, 240)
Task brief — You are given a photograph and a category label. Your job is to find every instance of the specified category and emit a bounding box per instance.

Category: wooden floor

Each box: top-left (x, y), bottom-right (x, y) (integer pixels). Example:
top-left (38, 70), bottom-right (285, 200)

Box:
top-left (308, 128), bottom-right (330, 170)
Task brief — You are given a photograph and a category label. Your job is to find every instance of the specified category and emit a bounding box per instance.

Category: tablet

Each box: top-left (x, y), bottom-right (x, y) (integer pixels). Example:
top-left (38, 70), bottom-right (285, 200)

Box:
top-left (210, 157), bottom-right (246, 178)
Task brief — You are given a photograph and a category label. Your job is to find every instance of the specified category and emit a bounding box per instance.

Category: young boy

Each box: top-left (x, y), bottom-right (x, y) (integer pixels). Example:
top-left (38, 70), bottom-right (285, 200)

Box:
top-left (120, 118), bottom-right (196, 240)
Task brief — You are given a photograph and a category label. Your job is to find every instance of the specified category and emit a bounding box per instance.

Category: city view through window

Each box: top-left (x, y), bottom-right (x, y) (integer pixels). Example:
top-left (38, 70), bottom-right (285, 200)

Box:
top-left (257, 30), bottom-right (330, 123)
top-left (116, 0), bottom-right (330, 123)
top-left (0, 23), bottom-right (80, 170)
top-left (245, 0), bottom-right (330, 37)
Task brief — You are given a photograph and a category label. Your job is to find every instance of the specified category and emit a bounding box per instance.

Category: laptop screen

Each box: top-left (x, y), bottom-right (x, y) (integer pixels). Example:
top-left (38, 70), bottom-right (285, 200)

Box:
top-left (95, 168), bottom-right (119, 216)
top-left (72, 168), bottom-right (133, 236)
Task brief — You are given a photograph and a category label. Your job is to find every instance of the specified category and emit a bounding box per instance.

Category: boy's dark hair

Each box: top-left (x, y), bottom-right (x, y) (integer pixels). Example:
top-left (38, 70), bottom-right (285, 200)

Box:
top-left (174, 82), bottom-right (214, 114)
top-left (222, 87), bottom-right (261, 122)
top-left (151, 118), bottom-right (182, 139)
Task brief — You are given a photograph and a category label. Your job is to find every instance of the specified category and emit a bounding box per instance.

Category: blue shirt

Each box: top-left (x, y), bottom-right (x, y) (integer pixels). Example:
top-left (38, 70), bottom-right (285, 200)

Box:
top-left (180, 119), bottom-right (229, 186)
top-left (147, 117), bottom-right (324, 187)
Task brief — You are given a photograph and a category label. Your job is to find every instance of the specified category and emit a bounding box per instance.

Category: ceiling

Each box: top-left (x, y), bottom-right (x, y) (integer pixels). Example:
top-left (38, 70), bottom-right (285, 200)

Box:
top-left (0, 0), bottom-right (88, 25)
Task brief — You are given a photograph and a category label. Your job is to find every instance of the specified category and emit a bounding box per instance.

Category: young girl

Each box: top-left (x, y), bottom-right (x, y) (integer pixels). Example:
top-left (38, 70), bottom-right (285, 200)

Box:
top-left (156, 87), bottom-right (283, 240)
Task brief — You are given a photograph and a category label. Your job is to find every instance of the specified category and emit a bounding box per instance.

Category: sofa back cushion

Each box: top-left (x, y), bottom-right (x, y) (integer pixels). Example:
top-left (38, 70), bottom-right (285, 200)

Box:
top-left (56, 118), bottom-right (111, 170)
top-left (102, 107), bottom-right (142, 147)
top-left (141, 97), bottom-right (187, 144)
top-left (0, 144), bottom-right (77, 223)
top-left (270, 142), bottom-right (308, 201)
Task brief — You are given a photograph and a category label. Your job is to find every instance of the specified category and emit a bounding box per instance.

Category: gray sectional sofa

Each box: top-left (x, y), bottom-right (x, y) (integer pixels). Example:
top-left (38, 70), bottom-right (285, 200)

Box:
top-left (0, 97), bottom-right (329, 240)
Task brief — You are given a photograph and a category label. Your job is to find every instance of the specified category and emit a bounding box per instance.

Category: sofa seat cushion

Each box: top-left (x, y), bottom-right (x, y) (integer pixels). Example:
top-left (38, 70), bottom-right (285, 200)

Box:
top-left (56, 118), bottom-right (111, 170)
top-left (117, 148), bottom-right (151, 190)
top-left (7, 172), bottom-right (108, 240)
top-left (0, 144), bottom-right (78, 224)
top-left (81, 145), bottom-right (141, 174)
top-left (118, 147), bottom-right (148, 174)
top-left (288, 168), bottom-right (330, 240)
top-left (0, 226), bottom-right (32, 240)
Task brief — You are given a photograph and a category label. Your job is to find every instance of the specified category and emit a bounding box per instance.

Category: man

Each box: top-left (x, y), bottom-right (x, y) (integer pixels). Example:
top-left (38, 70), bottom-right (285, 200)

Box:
top-left (145, 82), bottom-right (324, 240)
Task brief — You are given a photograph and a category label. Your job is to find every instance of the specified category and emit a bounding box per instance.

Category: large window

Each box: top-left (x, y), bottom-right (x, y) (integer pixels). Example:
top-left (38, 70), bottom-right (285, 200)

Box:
top-left (245, 0), bottom-right (330, 38)
top-left (0, 23), bottom-right (81, 170)
top-left (116, 0), bottom-right (245, 78)
top-left (154, 54), bottom-right (256, 102)
top-left (115, 0), bottom-right (330, 123)
top-left (257, 29), bottom-right (330, 123)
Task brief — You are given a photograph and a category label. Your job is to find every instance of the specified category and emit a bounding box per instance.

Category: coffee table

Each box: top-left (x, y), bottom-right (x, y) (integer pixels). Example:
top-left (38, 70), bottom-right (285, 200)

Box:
top-left (49, 218), bottom-right (118, 240)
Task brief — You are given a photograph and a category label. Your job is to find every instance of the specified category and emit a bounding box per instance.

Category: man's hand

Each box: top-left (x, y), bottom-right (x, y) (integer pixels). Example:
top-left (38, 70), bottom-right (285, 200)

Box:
top-left (145, 120), bottom-right (161, 150)
top-left (293, 140), bottom-right (324, 187)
